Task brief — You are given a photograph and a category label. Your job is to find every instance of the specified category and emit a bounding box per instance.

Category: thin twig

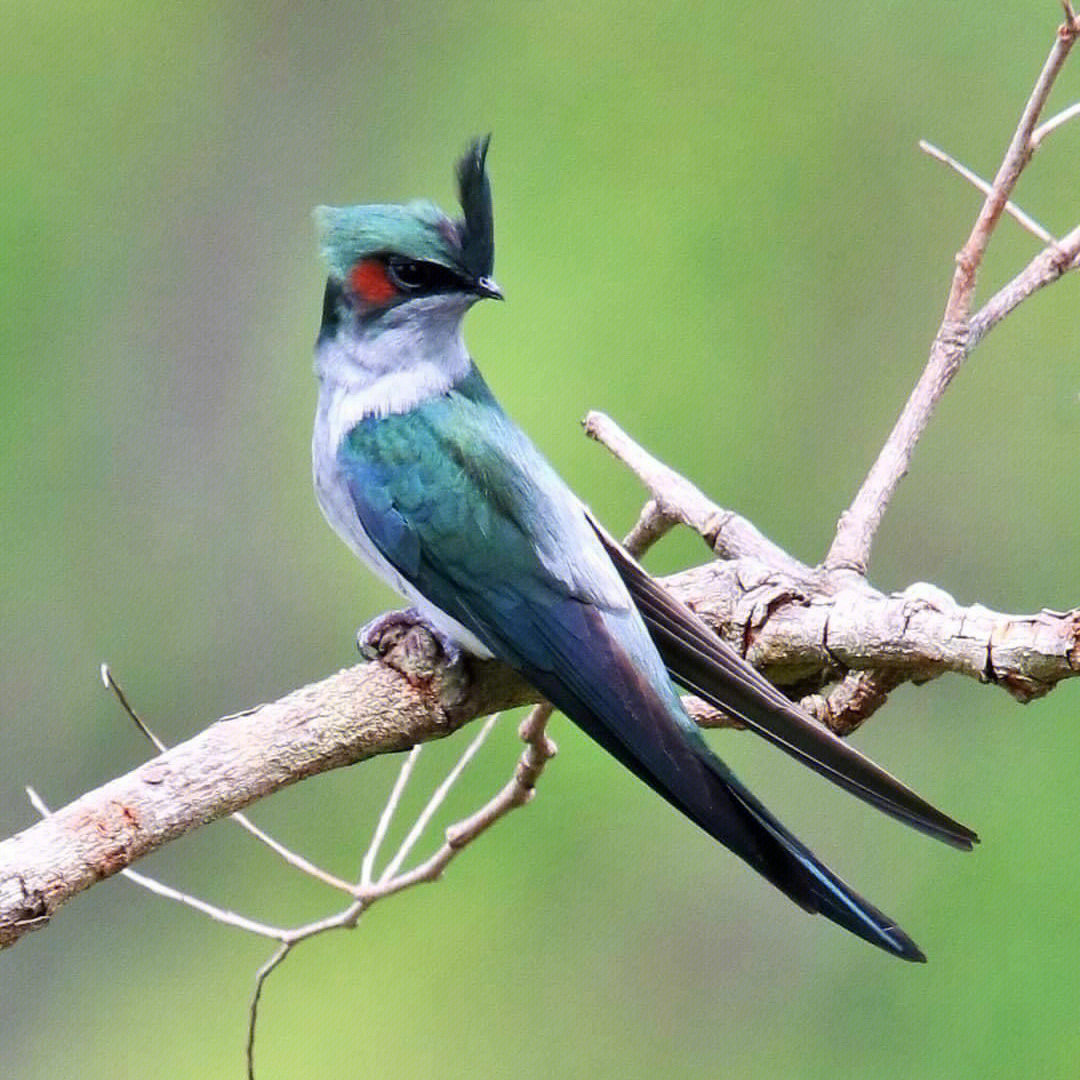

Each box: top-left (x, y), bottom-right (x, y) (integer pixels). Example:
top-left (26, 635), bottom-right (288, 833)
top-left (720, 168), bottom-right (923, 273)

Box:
top-left (101, 664), bottom-right (164, 750)
top-left (117, 867), bottom-right (288, 938)
top-left (102, 664), bottom-right (356, 893)
top-left (918, 139), bottom-right (1056, 244)
top-left (945, 5), bottom-right (1080, 311)
top-left (826, 11), bottom-right (1080, 574)
top-left (247, 943), bottom-right (292, 1080)
top-left (243, 703), bottom-right (554, 1078)
top-left (224, 814), bottom-right (355, 893)
top-left (1032, 99), bottom-right (1080, 147)
top-left (359, 744), bottom-right (423, 885)
top-left (378, 713), bottom-right (499, 882)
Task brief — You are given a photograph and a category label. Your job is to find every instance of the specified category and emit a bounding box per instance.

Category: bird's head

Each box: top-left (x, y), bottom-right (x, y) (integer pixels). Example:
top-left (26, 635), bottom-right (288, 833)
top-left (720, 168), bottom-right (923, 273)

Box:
top-left (315, 137), bottom-right (501, 340)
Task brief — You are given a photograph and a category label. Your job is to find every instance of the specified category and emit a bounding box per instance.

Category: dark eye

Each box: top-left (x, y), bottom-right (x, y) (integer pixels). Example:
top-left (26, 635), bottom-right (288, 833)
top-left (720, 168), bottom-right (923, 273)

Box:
top-left (386, 258), bottom-right (430, 291)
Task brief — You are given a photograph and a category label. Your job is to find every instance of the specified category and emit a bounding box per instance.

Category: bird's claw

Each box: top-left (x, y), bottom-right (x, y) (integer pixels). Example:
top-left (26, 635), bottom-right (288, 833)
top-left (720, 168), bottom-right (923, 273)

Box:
top-left (357, 607), bottom-right (464, 667)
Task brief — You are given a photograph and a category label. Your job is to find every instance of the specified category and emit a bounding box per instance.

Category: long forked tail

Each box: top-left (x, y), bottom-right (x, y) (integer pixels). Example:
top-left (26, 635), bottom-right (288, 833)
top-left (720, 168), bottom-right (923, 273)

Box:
top-left (699, 749), bottom-right (926, 960)
top-left (609, 695), bottom-right (926, 960)
top-left (517, 603), bottom-right (929, 961)
top-left (559, 664), bottom-right (927, 960)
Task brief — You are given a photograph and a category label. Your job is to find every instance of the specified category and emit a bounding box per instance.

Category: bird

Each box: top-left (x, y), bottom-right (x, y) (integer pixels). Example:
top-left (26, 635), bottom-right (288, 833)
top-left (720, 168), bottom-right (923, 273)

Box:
top-left (310, 138), bottom-right (977, 962)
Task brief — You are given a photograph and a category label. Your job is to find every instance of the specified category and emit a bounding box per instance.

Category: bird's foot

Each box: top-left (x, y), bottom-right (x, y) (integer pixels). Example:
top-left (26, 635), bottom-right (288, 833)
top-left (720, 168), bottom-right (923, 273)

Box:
top-left (357, 608), bottom-right (468, 699)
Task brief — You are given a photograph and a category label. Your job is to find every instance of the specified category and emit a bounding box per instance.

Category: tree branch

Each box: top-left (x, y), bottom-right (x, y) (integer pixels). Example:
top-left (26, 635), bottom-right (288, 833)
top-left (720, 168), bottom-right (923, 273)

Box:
top-left (0, 638), bottom-right (534, 950)
top-left (826, 8), bottom-right (1080, 574)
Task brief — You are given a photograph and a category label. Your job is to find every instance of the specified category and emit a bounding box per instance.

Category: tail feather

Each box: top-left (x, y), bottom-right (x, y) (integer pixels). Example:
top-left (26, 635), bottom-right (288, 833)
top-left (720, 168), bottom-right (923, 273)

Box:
top-left (591, 521), bottom-right (978, 851)
top-left (705, 755), bottom-right (926, 961)
top-left (517, 601), bottom-right (928, 962)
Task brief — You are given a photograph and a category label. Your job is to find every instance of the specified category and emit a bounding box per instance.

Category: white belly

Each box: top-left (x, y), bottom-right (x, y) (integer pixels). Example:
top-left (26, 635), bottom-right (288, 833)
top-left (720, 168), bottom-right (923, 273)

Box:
top-left (312, 430), bottom-right (494, 661)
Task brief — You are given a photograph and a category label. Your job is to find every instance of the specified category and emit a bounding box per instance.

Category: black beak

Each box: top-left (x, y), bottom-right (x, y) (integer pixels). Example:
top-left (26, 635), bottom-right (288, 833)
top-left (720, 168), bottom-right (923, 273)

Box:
top-left (474, 276), bottom-right (504, 301)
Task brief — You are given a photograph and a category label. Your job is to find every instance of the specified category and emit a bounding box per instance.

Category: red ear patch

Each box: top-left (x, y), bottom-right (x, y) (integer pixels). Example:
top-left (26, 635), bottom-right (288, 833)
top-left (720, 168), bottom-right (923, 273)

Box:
top-left (348, 259), bottom-right (398, 305)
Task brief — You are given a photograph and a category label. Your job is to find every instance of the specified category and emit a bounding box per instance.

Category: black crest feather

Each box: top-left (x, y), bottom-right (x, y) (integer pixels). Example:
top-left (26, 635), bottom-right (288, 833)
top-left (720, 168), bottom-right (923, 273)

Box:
top-left (456, 135), bottom-right (494, 279)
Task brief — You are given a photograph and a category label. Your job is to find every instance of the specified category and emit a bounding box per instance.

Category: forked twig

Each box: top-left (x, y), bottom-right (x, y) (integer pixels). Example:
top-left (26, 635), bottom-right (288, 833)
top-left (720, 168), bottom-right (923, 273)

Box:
top-left (29, 697), bottom-right (554, 1080)
top-left (244, 703), bottom-right (554, 1079)
top-left (826, 7), bottom-right (1080, 574)
top-left (918, 139), bottom-right (1056, 244)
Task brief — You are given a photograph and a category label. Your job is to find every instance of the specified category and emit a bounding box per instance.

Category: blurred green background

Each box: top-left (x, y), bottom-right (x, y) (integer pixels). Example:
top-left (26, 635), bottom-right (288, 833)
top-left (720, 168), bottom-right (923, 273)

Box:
top-left (4, 2), bottom-right (1079, 1077)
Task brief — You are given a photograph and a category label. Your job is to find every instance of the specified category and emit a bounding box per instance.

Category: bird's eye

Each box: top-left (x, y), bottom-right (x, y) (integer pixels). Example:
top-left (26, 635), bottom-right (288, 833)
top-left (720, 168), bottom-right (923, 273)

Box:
top-left (387, 258), bottom-right (430, 291)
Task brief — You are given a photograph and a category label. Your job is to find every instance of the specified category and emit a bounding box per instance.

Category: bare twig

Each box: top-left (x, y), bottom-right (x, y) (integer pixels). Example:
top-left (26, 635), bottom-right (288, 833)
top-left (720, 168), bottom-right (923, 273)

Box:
top-left (918, 139), bottom-right (1056, 244)
top-left (1031, 99), bottom-right (1080, 147)
top-left (100, 663), bottom-right (165, 749)
top-left (103, 664), bottom-right (356, 893)
top-left (947, 14), bottom-right (1078, 302)
top-left (359, 743), bottom-right (423, 886)
top-left (799, 670), bottom-right (906, 737)
top-left (247, 944), bottom-right (291, 1080)
top-left (584, 411), bottom-right (810, 577)
top-left (622, 499), bottom-right (677, 559)
top-left (378, 713), bottom-right (499, 882)
top-left (827, 10), bottom-right (1080, 574)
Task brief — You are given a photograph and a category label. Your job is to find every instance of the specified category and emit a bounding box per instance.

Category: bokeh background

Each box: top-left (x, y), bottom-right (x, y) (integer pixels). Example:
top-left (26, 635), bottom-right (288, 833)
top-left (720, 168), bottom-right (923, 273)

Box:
top-left (4, 2), bottom-right (1079, 1077)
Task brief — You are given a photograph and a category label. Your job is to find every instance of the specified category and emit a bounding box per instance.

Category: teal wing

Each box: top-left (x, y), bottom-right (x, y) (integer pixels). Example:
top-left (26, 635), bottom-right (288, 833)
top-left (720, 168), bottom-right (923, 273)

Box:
top-left (337, 369), bottom-right (930, 958)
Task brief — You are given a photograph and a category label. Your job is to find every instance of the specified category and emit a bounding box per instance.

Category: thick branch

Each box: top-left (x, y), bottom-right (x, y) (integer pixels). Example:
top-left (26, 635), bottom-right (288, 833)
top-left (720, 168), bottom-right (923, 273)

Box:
top-left (5, 503), bottom-right (1075, 953)
top-left (667, 561), bottom-right (1080, 705)
top-left (0, 637), bottom-right (533, 950)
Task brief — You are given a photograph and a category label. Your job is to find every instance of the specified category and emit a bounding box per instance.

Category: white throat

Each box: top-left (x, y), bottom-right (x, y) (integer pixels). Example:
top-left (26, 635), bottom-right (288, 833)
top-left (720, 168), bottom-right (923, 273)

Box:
top-left (315, 294), bottom-right (473, 450)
